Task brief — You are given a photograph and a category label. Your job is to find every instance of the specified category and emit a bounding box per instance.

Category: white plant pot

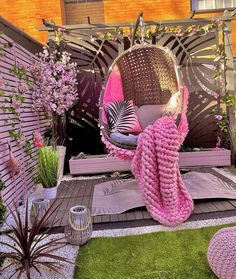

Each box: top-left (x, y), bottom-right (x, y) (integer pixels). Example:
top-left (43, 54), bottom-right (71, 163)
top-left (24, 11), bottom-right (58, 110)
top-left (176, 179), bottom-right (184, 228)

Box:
top-left (57, 146), bottom-right (66, 186)
top-left (43, 186), bottom-right (58, 200)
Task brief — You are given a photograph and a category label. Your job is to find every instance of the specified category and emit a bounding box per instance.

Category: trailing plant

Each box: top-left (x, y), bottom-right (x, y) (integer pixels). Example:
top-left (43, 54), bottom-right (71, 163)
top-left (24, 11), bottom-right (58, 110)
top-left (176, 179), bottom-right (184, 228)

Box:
top-left (36, 147), bottom-right (59, 188)
top-left (0, 177), bottom-right (6, 225)
top-left (0, 177), bottom-right (6, 269)
top-left (0, 201), bottom-right (73, 279)
top-left (0, 47), bottom-right (33, 157)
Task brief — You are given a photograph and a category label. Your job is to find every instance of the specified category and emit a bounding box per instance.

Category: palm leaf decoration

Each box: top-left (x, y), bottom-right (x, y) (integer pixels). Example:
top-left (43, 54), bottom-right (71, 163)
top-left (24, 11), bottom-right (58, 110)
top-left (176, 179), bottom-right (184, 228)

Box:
top-left (106, 101), bottom-right (139, 133)
top-left (156, 29), bottom-right (220, 147)
top-left (61, 31), bottom-right (122, 123)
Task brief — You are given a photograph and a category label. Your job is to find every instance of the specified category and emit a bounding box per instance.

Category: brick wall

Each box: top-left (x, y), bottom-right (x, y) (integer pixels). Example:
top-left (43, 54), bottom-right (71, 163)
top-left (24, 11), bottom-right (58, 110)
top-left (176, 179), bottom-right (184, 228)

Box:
top-left (103, 0), bottom-right (190, 22)
top-left (1, 0), bottom-right (235, 56)
top-left (103, 1), bottom-right (236, 56)
top-left (65, 2), bottom-right (104, 24)
top-left (0, 0), bottom-right (65, 44)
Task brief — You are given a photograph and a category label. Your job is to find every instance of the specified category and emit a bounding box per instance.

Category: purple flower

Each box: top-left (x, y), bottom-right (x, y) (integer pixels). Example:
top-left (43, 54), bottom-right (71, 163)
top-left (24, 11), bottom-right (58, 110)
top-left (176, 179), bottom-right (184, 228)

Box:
top-left (213, 92), bottom-right (220, 99)
top-left (215, 114), bottom-right (223, 121)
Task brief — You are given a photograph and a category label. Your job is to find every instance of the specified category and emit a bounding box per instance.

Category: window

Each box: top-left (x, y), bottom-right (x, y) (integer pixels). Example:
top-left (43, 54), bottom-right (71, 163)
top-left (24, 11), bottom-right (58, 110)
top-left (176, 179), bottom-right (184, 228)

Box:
top-left (192, 0), bottom-right (236, 10)
top-left (64, 0), bottom-right (102, 3)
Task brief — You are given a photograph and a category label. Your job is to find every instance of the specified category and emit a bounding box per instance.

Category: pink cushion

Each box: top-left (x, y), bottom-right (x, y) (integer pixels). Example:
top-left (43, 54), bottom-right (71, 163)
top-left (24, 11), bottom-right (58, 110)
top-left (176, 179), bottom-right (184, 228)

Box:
top-left (136, 105), bottom-right (166, 130)
top-left (102, 65), bottom-right (124, 125)
top-left (105, 100), bottom-right (142, 133)
top-left (103, 65), bottom-right (124, 104)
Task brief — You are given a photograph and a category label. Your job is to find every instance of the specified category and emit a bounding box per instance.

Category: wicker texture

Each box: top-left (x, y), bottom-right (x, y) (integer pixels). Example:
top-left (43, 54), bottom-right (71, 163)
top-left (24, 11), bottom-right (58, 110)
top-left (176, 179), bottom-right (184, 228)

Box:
top-left (100, 44), bottom-right (182, 151)
top-left (208, 226), bottom-right (236, 279)
top-left (65, 205), bottom-right (93, 245)
top-left (117, 46), bottom-right (178, 106)
top-left (30, 198), bottom-right (49, 226)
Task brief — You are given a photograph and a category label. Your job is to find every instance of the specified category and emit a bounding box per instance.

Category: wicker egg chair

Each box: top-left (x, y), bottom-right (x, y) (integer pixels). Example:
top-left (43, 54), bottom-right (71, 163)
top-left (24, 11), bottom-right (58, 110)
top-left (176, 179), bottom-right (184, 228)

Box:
top-left (99, 44), bottom-right (185, 151)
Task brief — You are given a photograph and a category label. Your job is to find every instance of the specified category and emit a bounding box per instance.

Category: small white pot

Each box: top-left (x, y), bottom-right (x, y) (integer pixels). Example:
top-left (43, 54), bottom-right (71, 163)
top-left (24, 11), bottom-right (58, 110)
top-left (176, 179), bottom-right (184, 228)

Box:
top-left (43, 186), bottom-right (58, 200)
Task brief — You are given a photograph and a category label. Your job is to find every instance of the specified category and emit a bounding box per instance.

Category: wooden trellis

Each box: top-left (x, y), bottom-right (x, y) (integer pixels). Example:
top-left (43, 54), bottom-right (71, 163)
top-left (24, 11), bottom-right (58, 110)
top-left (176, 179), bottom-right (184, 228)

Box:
top-left (0, 17), bottom-right (45, 207)
top-left (39, 12), bottom-right (236, 148)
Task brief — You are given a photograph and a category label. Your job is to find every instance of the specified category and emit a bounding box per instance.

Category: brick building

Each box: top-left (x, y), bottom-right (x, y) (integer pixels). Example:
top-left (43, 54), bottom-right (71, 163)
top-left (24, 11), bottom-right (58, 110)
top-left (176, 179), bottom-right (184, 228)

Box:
top-left (1, 0), bottom-right (236, 55)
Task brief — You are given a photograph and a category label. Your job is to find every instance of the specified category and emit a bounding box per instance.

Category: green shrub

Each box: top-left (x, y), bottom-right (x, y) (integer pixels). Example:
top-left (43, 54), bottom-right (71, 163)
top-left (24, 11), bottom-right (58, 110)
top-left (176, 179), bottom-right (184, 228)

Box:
top-left (0, 177), bottom-right (6, 268)
top-left (37, 147), bottom-right (59, 188)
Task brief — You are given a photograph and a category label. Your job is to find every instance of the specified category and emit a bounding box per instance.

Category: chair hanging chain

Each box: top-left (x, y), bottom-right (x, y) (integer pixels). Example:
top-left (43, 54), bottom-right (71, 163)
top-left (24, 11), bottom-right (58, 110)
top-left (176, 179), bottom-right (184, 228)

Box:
top-left (140, 16), bottom-right (145, 43)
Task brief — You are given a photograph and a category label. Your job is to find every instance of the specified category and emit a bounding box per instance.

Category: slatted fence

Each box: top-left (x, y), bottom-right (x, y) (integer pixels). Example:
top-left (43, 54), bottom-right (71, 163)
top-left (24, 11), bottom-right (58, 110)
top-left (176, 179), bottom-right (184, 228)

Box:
top-left (0, 20), bottom-right (45, 207)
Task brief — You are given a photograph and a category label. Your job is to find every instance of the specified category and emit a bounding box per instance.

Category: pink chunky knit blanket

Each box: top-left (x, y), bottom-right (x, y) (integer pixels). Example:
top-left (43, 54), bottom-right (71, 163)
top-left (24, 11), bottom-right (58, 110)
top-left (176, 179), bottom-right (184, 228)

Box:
top-left (101, 83), bottom-right (194, 226)
top-left (131, 115), bottom-right (194, 226)
top-left (131, 87), bottom-right (194, 226)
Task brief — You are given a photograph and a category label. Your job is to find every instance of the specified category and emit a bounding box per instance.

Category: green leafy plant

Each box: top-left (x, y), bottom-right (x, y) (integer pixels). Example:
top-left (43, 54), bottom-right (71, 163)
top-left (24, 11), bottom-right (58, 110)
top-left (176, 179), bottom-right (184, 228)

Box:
top-left (0, 177), bottom-right (6, 225)
top-left (0, 201), bottom-right (73, 279)
top-left (37, 147), bottom-right (59, 188)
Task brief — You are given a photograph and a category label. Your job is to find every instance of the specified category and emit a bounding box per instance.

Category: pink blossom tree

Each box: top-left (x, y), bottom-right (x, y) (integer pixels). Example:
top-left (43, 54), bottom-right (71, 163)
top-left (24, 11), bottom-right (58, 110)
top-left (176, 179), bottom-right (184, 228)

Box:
top-left (30, 47), bottom-right (78, 143)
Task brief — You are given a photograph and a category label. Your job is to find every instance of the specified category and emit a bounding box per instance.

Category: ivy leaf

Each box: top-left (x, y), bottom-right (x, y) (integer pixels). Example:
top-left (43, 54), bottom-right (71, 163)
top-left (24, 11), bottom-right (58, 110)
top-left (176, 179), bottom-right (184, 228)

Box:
top-left (1, 106), bottom-right (6, 113)
top-left (0, 92), bottom-right (5, 97)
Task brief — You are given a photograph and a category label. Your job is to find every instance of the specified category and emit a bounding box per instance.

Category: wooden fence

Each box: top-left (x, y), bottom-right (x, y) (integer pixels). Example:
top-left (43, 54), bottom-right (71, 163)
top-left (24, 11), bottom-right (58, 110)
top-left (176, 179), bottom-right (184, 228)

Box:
top-left (0, 17), bottom-right (44, 207)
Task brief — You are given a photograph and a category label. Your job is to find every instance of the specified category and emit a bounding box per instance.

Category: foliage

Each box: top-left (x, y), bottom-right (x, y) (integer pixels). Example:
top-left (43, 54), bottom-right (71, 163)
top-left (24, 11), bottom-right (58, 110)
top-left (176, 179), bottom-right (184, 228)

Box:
top-left (37, 147), bottom-right (59, 188)
top-left (30, 47), bottom-right (78, 116)
top-left (0, 177), bottom-right (6, 268)
top-left (74, 223), bottom-right (236, 279)
top-left (0, 201), bottom-right (73, 279)
top-left (0, 33), bottom-right (33, 157)
top-left (0, 177), bottom-right (6, 225)
top-left (211, 94), bottom-right (236, 148)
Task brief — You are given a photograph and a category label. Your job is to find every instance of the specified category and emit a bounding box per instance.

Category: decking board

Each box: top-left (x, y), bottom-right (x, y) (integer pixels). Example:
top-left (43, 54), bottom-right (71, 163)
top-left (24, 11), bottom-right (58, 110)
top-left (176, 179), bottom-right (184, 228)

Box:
top-left (47, 177), bottom-right (236, 229)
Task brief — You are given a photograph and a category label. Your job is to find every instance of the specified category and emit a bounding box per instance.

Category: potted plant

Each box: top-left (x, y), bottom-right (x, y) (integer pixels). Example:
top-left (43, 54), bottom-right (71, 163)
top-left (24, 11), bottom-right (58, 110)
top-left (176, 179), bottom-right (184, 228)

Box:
top-left (30, 47), bottom-right (78, 181)
top-left (37, 146), bottom-right (59, 200)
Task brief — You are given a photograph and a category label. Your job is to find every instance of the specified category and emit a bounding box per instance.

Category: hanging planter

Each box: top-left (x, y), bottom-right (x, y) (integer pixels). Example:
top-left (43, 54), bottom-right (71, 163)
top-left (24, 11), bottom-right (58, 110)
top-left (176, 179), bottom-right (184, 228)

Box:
top-left (65, 205), bottom-right (93, 245)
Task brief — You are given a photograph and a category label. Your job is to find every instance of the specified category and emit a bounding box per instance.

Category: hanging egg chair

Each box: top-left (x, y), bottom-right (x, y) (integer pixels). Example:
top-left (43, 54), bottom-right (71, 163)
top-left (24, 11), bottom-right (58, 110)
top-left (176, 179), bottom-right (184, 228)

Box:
top-left (99, 14), bottom-right (188, 160)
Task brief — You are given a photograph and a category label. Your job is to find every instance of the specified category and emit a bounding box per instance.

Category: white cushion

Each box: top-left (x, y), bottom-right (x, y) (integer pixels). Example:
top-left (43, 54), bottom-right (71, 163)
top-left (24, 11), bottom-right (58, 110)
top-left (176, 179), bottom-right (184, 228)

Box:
top-left (110, 132), bottom-right (139, 146)
top-left (136, 105), bottom-right (166, 129)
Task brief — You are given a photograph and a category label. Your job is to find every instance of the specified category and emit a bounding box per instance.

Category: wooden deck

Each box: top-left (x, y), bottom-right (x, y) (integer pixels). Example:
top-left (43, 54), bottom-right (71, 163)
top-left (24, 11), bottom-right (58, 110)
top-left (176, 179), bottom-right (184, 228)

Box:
top-left (48, 175), bottom-right (236, 231)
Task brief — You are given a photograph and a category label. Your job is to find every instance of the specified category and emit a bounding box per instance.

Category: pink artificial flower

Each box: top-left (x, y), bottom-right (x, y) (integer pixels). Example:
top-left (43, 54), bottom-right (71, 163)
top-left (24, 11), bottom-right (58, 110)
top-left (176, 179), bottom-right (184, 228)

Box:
top-left (0, 77), bottom-right (5, 89)
top-left (18, 82), bottom-right (29, 94)
top-left (216, 136), bottom-right (221, 149)
top-left (215, 114), bottom-right (223, 121)
top-left (11, 99), bottom-right (22, 112)
top-left (213, 92), bottom-right (220, 99)
top-left (58, 27), bottom-right (65, 32)
top-left (33, 131), bottom-right (44, 147)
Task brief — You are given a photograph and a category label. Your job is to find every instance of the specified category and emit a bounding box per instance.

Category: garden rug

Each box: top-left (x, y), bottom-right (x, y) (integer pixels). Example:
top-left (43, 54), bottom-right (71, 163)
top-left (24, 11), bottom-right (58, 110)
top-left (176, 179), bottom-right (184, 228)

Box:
top-left (74, 223), bottom-right (235, 279)
top-left (91, 168), bottom-right (236, 216)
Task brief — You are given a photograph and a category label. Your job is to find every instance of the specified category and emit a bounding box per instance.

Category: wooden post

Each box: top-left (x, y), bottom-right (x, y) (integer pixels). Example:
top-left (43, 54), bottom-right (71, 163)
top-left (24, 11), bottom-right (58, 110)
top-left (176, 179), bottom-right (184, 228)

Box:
top-left (223, 11), bottom-right (236, 155)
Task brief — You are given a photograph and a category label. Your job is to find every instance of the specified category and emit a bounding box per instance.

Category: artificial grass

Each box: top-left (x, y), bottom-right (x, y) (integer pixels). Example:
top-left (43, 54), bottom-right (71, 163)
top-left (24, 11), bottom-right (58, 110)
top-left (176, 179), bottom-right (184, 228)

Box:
top-left (74, 223), bottom-right (235, 279)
